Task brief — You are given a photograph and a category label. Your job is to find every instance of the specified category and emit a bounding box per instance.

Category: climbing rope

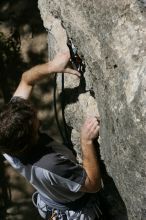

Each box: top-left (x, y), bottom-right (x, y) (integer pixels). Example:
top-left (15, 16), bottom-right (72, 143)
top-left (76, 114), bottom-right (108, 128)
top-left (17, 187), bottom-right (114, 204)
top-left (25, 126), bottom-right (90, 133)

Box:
top-left (48, 30), bottom-right (85, 147)
top-left (48, 30), bottom-right (68, 144)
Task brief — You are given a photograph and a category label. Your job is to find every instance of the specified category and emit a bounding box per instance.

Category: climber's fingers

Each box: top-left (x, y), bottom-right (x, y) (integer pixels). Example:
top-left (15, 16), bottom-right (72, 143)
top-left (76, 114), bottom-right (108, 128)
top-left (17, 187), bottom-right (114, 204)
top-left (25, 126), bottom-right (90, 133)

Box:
top-left (64, 67), bottom-right (81, 77)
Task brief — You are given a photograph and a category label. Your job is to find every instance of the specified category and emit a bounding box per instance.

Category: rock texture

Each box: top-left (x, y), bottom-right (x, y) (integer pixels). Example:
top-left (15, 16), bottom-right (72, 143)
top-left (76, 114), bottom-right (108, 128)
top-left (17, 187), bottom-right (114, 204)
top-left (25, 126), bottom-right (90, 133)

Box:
top-left (38, 0), bottom-right (146, 220)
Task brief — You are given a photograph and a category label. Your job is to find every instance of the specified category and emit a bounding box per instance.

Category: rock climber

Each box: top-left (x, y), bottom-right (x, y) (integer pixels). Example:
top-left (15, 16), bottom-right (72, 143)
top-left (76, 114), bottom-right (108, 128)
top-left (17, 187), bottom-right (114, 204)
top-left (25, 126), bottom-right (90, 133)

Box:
top-left (0, 50), bottom-right (102, 219)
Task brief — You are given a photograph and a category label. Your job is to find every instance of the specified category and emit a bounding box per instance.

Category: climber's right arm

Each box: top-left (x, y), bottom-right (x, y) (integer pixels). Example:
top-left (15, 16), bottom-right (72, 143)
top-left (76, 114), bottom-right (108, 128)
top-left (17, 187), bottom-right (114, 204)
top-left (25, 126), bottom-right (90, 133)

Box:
top-left (13, 51), bottom-right (80, 100)
top-left (80, 117), bottom-right (102, 193)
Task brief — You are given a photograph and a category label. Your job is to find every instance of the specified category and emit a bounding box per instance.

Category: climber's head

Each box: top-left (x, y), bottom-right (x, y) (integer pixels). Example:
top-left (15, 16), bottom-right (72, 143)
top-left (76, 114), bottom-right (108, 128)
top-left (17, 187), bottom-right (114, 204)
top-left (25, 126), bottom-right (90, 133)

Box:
top-left (0, 97), bottom-right (39, 156)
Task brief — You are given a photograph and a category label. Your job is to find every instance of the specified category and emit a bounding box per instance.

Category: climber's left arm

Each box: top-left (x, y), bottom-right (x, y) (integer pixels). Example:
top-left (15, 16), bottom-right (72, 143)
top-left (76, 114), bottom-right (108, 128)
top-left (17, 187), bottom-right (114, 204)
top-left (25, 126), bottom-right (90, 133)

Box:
top-left (13, 51), bottom-right (80, 100)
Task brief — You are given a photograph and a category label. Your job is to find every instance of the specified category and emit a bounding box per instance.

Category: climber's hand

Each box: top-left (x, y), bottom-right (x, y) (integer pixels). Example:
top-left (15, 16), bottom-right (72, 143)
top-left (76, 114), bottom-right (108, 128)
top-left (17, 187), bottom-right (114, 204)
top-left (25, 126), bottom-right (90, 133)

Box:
top-left (80, 117), bottom-right (100, 144)
top-left (80, 116), bottom-right (101, 193)
top-left (13, 50), bottom-right (80, 100)
top-left (50, 51), bottom-right (81, 77)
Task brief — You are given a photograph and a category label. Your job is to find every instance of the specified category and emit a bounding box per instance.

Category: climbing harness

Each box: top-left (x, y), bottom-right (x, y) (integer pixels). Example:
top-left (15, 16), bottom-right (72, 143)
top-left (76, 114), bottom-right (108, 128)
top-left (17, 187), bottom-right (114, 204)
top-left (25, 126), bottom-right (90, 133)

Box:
top-left (32, 191), bottom-right (102, 220)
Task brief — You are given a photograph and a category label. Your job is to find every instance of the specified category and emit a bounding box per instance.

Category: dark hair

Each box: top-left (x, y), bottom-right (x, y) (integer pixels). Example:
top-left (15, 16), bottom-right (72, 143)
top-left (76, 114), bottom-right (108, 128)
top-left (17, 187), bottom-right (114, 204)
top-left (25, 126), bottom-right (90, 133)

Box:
top-left (0, 97), bottom-right (37, 156)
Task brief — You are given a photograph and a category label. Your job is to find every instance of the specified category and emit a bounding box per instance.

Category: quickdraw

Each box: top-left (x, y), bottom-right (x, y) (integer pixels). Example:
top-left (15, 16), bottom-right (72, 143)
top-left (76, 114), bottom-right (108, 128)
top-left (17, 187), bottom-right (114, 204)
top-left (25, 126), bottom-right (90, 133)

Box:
top-left (67, 38), bottom-right (85, 75)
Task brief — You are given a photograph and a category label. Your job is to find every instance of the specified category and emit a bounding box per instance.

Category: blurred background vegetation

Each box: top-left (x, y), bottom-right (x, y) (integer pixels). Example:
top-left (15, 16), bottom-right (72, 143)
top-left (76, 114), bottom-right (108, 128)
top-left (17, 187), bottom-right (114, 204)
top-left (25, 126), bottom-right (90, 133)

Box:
top-left (0, 0), bottom-right (48, 219)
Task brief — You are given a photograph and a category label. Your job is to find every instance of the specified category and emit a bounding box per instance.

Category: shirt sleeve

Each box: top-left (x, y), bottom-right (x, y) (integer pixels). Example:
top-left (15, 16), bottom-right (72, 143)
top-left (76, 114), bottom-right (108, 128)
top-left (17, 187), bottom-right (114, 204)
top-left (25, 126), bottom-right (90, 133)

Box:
top-left (3, 153), bottom-right (24, 170)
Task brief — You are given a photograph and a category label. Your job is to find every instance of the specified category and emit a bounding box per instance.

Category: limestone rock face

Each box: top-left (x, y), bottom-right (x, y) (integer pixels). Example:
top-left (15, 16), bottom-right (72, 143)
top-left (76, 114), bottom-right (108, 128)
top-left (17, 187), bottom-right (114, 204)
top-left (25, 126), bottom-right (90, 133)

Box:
top-left (38, 1), bottom-right (146, 219)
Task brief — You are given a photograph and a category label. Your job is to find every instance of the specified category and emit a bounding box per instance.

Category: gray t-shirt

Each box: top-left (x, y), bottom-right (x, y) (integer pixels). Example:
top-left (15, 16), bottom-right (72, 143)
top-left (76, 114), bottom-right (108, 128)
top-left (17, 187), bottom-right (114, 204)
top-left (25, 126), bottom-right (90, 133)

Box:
top-left (3, 132), bottom-right (86, 203)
